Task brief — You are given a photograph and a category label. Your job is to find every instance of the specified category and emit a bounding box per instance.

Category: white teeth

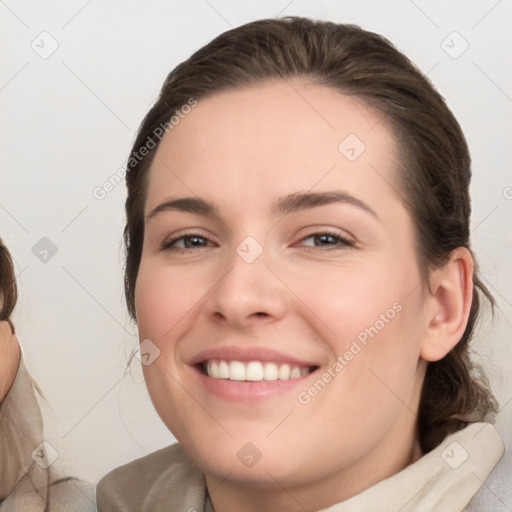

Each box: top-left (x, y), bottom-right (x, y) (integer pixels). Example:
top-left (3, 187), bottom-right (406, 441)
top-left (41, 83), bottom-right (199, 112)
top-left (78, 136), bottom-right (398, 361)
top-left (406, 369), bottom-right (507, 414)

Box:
top-left (263, 362), bottom-right (279, 380)
top-left (290, 366), bottom-right (301, 379)
top-left (218, 360), bottom-right (230, 378)
top-left (278, 364), bottom-right (290, 380)
top-left (205, 359), bottom-right (311, 381)
top-left (229, 361), bottom-right (246, 381)
top-left (246, 361), bottom-right (264, 381)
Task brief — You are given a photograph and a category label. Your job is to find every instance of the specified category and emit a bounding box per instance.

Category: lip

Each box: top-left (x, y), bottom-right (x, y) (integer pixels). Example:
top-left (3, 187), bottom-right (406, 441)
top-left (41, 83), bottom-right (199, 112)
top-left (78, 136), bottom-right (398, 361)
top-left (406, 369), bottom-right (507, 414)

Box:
top-left (189, 365), bottom-right (317, 402)
top-left (186, 345), bottom-right (321, 402)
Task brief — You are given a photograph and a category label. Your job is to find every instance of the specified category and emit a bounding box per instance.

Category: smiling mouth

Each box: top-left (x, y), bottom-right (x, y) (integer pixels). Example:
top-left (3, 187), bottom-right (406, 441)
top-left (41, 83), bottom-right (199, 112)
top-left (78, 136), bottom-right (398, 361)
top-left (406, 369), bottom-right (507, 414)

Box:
top-left (200, 359), bottom-right (319, 382)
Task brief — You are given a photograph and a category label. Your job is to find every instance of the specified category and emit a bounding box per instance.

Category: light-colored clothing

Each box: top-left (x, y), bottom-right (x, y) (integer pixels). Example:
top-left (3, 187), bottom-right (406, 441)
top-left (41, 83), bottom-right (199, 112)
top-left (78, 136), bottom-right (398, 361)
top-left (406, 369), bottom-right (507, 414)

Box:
top-left (97, 422), bottom-right (505, 512)
top-left (0, 355), bottom-right (96, 511)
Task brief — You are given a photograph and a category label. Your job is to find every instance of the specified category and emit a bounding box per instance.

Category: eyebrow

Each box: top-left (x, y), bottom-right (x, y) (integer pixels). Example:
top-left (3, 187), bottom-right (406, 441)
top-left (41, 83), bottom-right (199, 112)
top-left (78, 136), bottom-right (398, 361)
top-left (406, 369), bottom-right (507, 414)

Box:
top-left (146, 191), bottom-right (379, 222)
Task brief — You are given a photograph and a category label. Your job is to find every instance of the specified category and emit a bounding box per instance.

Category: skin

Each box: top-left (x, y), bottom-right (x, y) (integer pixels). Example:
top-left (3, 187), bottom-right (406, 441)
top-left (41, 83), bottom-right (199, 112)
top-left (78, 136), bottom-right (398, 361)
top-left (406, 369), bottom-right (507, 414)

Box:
top-left (0, 320), bottom-right (20, 403)
top-left (135, 81), bottom-right (474, 512)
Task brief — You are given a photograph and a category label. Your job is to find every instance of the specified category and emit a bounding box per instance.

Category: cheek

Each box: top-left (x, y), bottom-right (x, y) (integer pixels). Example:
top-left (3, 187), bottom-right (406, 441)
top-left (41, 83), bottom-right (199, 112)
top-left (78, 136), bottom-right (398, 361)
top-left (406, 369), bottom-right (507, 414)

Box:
top-left (135, 262), bottom-right (200, 341)
top-left (295, 262), bottom-right (400, 344)
top-left (303, 264), bottom-right (423, 399)
top-left (134, 264), bottom-right (196, 437)
top-left (345, 309), bottom-right (422, 431)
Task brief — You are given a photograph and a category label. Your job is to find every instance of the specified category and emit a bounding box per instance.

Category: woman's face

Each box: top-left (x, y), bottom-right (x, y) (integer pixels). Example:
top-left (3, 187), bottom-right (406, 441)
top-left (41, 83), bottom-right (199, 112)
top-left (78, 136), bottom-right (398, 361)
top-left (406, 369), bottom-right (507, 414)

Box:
top-left (135, 81), bottom-right (431, 498)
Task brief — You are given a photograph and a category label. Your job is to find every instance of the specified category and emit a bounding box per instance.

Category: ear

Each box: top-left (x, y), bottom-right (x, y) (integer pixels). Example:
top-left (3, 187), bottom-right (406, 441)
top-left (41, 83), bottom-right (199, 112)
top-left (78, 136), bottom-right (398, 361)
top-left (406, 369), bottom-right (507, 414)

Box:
top-left (420, 247), bottom-right (474, 362)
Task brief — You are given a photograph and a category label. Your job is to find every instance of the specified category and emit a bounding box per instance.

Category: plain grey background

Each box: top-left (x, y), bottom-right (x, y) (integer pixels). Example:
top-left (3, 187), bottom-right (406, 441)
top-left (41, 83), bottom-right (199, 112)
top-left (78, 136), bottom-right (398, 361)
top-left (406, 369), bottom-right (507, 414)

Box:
top-left (1, 0), bottom-right (511, 498)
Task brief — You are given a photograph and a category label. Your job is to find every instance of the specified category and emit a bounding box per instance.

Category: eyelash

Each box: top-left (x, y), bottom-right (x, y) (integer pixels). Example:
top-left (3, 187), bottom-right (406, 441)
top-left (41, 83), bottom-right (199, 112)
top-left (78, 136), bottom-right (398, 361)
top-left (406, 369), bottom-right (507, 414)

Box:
top-left (160, 229), bottom-right (355, 253)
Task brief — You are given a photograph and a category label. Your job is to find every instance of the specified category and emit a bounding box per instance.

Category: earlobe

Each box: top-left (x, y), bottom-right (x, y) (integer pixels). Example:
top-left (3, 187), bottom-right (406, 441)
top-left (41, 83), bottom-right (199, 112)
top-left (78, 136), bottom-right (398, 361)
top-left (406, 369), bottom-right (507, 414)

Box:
top-left (420, 247), bottom-right (474, 362)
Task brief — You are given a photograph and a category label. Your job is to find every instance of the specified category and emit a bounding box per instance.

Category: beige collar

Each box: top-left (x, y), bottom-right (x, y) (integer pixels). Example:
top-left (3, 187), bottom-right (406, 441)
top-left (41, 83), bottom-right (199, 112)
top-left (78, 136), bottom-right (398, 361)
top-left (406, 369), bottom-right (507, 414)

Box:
top-left (317, 422), bottom-right (504, 511)
top-left (0, 354), bottom-right (46, 500)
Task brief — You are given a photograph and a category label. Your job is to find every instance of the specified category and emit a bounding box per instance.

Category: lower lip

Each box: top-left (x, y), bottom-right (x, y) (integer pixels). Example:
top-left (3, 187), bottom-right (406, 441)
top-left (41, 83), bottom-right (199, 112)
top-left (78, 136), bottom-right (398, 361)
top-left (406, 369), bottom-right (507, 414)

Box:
top-left (190, 365), bottom-right (316, 402)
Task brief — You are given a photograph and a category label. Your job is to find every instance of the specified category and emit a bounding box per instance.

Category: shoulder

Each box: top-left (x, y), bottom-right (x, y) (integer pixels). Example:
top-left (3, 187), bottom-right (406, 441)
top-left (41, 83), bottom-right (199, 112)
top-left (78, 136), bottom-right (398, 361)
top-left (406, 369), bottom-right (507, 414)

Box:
top-left (0, 476), bottom-right (96, 512)
top-left (96, 443), bottom-right (205, 512)
top-left (467, 427), bottom-right (511, 511)
top-left (49, 477), bottom-right (97, 512)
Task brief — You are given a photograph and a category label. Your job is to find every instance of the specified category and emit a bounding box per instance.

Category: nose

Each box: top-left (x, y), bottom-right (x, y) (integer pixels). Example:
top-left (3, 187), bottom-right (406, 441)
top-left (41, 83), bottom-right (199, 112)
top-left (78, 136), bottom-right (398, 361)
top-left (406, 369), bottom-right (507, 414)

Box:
top-left (203, 242), bottom-right (288, 329)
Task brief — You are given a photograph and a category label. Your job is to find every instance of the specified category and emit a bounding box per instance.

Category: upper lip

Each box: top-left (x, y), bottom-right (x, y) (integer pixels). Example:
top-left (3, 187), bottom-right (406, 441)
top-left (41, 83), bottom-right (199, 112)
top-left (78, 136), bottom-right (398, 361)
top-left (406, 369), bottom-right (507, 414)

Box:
top-left (188, 345), bottom-right (320, 367)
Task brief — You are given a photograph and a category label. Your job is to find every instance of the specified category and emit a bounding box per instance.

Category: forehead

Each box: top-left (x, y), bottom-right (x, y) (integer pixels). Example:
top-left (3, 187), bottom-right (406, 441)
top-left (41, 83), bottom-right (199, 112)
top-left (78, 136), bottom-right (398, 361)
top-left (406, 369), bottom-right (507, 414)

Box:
top-left (145, 80), bottom-right (400, 213)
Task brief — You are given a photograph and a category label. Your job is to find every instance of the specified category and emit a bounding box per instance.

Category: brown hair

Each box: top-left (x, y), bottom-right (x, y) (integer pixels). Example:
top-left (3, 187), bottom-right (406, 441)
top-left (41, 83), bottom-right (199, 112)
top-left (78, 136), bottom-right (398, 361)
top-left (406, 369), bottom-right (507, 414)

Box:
top-left (122, 16), bottom-right (498, 452)
top-left (0, 238), bottom-right (17, 335)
